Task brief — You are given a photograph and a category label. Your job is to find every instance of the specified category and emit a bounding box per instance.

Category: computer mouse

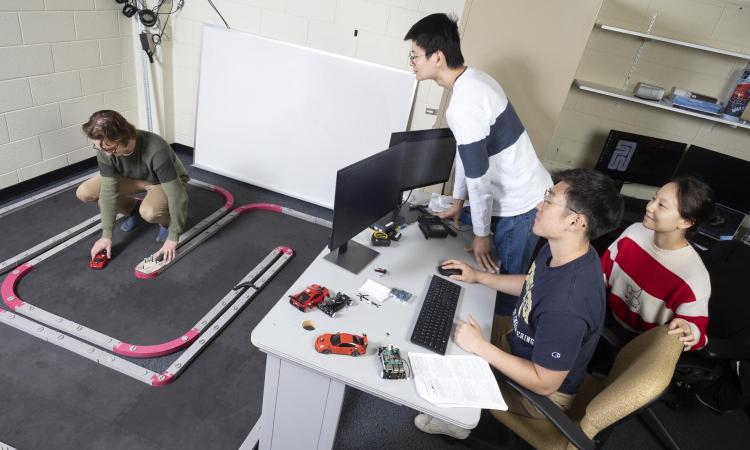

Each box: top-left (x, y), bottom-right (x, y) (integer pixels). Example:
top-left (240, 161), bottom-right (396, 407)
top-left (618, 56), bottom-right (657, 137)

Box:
top-left (437, 265), bottom-right (462, 277)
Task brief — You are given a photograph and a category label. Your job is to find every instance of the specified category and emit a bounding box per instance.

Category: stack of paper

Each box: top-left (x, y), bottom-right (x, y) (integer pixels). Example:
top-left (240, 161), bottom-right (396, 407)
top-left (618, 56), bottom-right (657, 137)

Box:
top-left (408, 352), bottom-right (507, 410)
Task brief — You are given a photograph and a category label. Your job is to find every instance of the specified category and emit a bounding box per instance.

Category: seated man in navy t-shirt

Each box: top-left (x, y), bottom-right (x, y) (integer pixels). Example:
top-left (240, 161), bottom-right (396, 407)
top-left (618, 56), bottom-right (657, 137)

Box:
top-left (414, 169), bottom-right (624, 439)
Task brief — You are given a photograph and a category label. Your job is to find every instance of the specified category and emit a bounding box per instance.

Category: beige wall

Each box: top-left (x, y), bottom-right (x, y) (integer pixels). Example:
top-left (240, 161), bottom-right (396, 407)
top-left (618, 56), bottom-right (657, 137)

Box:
top-left (0, 0), bottom-right (139, 190)
top-left (160, 0), bottom-right (466, 147)
top-left (452, 0), bottom-right (604, 156)
top-left (547, 0), bottom-right (750, 184)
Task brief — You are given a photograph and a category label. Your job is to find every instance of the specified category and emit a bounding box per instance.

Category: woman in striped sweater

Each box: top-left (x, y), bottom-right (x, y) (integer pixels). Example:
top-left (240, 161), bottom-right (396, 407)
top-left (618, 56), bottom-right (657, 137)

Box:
top-left (601, 177), bottom-right (715, 351)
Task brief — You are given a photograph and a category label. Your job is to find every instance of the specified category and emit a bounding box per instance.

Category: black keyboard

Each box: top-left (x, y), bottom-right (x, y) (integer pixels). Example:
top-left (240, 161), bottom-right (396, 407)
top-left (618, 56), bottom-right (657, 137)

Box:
top-left (410, 275), bottom-right (461, 354)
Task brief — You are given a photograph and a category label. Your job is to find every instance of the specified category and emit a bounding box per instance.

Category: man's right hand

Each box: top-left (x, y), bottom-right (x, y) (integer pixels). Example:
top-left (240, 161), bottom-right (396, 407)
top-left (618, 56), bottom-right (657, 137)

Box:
top-left (440, 259), bottom-right (479, 284)
top-left (434, 199), bottom-right (463, 225)
top-left (91, 237), bottom-right (112, 260)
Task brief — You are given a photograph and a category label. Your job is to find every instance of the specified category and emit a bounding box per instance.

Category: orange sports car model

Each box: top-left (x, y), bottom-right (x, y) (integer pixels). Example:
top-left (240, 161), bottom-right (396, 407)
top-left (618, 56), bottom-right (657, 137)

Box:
top-left (315, 332), bottom-right (368, 356)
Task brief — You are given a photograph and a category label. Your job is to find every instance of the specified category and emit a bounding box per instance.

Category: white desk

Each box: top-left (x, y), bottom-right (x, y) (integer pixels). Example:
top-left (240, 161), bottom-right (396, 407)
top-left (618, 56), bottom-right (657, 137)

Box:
top-left (248, 224), bottom-right (496, 450)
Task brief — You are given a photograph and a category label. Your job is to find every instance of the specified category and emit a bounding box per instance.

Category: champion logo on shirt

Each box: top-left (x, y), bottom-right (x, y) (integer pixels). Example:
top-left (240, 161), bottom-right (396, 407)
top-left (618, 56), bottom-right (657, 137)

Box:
top-left (551, 352), bottom-right (561, 359)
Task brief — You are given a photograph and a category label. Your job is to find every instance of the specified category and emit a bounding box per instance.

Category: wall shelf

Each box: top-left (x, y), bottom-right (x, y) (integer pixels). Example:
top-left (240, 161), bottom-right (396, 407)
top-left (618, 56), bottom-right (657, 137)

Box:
top-left (574, 80), bottom-right (750, 130)
top-left (598, 24), bottom-right (750, 60)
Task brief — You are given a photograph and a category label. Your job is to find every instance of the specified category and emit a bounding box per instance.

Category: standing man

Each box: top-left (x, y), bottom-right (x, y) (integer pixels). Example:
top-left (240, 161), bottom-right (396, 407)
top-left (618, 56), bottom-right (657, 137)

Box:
top-left (415, 169), bottom-right (624, 439)
top-left (405, 13), bottom-right (552, 315)
top-left (77, 110), bottom-right (189, 264)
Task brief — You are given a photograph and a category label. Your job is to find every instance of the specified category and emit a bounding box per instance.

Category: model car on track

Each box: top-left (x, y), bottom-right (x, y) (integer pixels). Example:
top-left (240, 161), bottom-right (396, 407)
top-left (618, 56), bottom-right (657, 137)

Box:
top-left (315, 332), bottom-right (368, 356)
top-left (89, 250), bottom-right (110, 270)
top-left (289, 284), bottom-right (329, 312)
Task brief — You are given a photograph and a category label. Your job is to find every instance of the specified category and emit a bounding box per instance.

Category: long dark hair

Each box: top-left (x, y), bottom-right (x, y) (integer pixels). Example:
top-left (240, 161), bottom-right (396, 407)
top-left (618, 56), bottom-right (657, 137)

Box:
top-left (670, 177), bottom-right (715, 232)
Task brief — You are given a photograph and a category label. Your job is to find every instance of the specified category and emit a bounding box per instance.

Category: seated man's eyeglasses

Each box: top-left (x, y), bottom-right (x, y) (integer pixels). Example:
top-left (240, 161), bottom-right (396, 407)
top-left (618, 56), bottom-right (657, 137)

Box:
top-left (543, 188), bottom-right (581, 215)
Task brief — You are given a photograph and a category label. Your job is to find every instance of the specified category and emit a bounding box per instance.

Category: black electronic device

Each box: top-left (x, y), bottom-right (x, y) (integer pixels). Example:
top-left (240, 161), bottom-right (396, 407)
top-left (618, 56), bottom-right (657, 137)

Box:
top-left (437, 265), bottom-right (462, 277)
top-left (594, 130), bottom-right (687, 187)
top-left (410, 275), bottom-right (461, 354)
top-left (324, 145), bottom-right (403, 274)
top-left (317, 293), bottom-right (354, 318)
top-left (697, 204), bottom-right (745, 241)
top-left (417, 214), bottom-right (456, 239)
top-left (371, 231), bottom-right (391, 247)
top-left (138, 8), bottom-right (157, 27)
top-left (673, 145), bottom-right (750, 213)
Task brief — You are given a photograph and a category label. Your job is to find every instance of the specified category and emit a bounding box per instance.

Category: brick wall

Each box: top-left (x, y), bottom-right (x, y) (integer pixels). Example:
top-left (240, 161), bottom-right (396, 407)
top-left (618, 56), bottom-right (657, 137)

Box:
top-left (0, 0), bottom-right (139, 190)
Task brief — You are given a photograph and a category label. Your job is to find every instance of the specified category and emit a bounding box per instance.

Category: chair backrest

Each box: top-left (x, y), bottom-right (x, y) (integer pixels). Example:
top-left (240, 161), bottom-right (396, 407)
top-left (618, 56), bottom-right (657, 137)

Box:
top-left (578, 325), bottom-right (683, 439)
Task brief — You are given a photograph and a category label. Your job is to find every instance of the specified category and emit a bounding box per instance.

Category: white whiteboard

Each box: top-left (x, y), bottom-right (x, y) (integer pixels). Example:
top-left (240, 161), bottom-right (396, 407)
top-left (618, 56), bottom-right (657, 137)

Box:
top-left (193, 26), bottom-right (417, 208)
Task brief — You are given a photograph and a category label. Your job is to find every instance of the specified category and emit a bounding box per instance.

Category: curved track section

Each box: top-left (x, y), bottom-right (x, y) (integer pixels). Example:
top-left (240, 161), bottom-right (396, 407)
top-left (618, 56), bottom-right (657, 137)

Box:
top-left (0, 181), bottom-right (233, 358)
top-left (0, 246), bottom-right (293, 386)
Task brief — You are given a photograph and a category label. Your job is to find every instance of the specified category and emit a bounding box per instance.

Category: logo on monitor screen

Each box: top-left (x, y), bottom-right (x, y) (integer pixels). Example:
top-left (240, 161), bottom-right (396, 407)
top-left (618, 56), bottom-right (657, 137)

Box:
top-left (608, 140), bottom-right (637, 171)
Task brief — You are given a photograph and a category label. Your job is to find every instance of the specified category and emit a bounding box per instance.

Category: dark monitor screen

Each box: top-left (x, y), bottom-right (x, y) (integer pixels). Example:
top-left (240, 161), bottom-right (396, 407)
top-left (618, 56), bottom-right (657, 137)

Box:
top-left (594, 130), bottom-right (687, 187)
top-left (673, 146), bottom-right (750, 213)
top-left (389, 128), bottom-right (456, 191)
top-left (328, 144), bottom-right (403, 251)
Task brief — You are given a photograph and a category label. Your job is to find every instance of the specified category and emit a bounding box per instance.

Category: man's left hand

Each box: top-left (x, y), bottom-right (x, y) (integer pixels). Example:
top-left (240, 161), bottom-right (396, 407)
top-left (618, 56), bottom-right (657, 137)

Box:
top-left (472, 235), bottom-right (499, 274)
top-left (154, 239), bottom-right (178, 264)
top-left (453, 315), bottom-right (487, 355)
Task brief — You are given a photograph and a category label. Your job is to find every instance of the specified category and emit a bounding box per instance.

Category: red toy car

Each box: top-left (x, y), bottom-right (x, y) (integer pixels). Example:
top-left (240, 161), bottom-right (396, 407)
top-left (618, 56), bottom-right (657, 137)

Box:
top-left (89, 250), bottom-right (110, 270)
top-left (315, 332), bottom-right (368, 357)
top-left (289, 284), bottom-right (329, 312)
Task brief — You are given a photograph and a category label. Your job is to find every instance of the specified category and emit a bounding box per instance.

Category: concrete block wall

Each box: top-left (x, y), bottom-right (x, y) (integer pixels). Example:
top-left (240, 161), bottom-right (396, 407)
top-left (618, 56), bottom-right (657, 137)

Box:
top-left (0, 0), bottom-right (138, 190)
top-left (546, 0), bottom-right (750, 181)
top-left (161, 0), bottom-right (465, 146)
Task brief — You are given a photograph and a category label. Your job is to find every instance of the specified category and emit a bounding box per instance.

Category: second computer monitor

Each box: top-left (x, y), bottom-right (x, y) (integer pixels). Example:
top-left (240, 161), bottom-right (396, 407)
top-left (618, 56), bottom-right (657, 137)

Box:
top-left (389, 128), bottom-right (456, 191)
top-left (594, 130), bottom-right (687, 187)
top-left (673, 145), bottom-right (750, 213)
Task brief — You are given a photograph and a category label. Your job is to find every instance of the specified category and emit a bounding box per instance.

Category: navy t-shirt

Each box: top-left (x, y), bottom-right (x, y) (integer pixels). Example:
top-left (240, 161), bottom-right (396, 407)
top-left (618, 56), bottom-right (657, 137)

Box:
top-left (509, 243), bottom-right (605, 395)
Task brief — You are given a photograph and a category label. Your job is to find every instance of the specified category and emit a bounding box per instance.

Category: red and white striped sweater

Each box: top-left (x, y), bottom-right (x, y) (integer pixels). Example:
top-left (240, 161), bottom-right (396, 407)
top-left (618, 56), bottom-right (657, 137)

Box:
top-left (601, 223), bottom-right (710, 350)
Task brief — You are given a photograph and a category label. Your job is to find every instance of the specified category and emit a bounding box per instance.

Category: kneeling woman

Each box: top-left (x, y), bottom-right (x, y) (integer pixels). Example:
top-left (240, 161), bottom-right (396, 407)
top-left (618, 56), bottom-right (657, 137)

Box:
top-left (602, 177), bottom-right (714, 351)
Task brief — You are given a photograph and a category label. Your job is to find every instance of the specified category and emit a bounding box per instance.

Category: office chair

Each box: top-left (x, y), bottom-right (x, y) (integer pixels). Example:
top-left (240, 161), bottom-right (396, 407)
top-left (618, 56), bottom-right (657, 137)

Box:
top-left (670, 240), bottom-right (750, 411)
top-left (491, 325), bottom-right (683, 450)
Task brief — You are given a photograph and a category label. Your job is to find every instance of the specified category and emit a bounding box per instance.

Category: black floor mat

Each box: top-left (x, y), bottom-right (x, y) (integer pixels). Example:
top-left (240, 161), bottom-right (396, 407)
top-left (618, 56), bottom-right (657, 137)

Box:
top-left (0, 174), bottom-right (331, 450)
top-left (13, 205), bottom-right (328, 346)
top-left (0, 186), bottom-right (99, 262)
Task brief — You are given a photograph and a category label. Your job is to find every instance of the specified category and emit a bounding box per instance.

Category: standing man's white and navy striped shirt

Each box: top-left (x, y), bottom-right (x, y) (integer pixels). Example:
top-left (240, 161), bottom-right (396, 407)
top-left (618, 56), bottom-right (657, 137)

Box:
top-left (447, 67), bottom-right (552, 315)
top-left (447, 67), bottom-right (552, 236)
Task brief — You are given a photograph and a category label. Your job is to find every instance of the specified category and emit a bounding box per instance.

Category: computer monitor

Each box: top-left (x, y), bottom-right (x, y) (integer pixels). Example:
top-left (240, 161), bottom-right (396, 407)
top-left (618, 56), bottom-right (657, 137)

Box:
top-left (324, 144), bottom-right (403, 274)
top-left (388, 128), bottom-right (456, 192)
top-left (594, 130), bottom-right (687, 187)
top-left (673, 145), bottom-right (750, 213)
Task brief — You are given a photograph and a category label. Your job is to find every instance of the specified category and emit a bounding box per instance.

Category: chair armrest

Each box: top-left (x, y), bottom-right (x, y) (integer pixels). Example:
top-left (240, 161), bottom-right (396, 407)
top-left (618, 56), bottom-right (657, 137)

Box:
top-left (500, 377), bottom-right (595, 450)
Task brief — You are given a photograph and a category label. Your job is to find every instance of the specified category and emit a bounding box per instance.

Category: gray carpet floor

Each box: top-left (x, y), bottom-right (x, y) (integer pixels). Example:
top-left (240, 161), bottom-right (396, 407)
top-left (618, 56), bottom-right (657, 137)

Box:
top-left (0, 152), bottom-right (748, 450)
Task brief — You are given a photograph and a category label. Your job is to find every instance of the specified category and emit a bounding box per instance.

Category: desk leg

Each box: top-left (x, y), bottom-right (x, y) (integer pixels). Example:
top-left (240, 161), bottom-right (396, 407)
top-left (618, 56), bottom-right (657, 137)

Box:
top-left (258, 354), bottom-right (345, 450)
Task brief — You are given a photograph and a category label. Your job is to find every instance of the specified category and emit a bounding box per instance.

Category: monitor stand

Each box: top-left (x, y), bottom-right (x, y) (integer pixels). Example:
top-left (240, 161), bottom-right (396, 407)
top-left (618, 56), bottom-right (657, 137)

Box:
top-left (323, 240), bottom-right (379, 274)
